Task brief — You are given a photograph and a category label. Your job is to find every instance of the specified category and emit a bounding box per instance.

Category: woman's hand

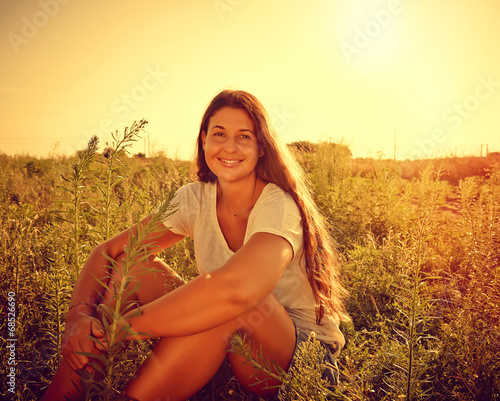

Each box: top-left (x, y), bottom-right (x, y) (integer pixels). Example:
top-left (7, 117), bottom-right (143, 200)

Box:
top-left (61, 313), bottom-right (101, 371)
top-left (90, 315), bottom-right (144, 353)
top-left (90, 319), bottom-right (107, 351)
top-left (62, 307), bottom-right (146, 371)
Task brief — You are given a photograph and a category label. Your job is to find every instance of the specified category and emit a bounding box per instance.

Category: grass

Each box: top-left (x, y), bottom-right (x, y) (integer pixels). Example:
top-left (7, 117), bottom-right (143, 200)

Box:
top-left (1, 135), bottom-right (499, 400)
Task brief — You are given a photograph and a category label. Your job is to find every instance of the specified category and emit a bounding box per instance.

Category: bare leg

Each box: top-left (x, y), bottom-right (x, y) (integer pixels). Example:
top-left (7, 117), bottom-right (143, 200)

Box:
top-left (40, 256), bottom-right (183, 401)
top-left (100, 254), bottom-right (184, 308)
top-left (42, 256), bottom-right (295, 401)
top-left (124, 295), bottom-right (296, 401)
top-left (39, 359), bottom-right (85, 401)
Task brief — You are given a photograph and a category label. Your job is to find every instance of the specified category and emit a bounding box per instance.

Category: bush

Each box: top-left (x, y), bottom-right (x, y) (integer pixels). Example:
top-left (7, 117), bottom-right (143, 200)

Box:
top-left (1, 137), bottom-right (499, 400)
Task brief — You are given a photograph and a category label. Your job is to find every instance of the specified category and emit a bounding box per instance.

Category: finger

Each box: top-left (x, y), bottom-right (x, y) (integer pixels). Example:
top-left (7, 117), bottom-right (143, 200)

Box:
top-left (91, 320), bottom-right (105, 337)
top-left (94, 339), bottom-right (106, 351)
top-left (64, 356), bottom-right (77, 371)
top-left (69, 351), bottom-right (85, 371)
top-left (62, 348), bottom-right (78, 370)
top-left (75, 356), bottom-right (89, 370)
top-left (73, 345), bottom-right (90, 369)
top-left (65, 354), bottom-right (81, 371)
top-left (83, 335), bottom-right (104, 365)
top-left (62, 346), bottom-right (86, 370)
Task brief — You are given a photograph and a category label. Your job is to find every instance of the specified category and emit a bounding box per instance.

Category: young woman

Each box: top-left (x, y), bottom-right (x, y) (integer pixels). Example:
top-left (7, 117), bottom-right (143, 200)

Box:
top-left (41, 90), bottom-right (350, 401)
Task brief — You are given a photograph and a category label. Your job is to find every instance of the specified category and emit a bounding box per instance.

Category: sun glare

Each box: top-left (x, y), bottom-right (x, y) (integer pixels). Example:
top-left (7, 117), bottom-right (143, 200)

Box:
top-left (331, 1), bottom-right (403, 67)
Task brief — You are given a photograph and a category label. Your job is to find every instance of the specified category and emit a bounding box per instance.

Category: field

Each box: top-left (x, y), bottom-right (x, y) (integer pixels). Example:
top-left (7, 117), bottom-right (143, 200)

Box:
top-left (1, 129), bottom-right (499, 400)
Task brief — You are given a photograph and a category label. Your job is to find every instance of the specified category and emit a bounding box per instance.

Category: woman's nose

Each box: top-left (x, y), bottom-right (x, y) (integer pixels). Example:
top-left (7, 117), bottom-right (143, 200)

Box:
top-left (224, 136), bottom-right (237, 152)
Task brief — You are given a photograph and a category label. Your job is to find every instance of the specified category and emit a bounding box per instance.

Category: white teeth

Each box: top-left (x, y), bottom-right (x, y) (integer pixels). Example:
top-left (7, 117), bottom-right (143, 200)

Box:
top-left (220, 159), bottom-right (241, 164)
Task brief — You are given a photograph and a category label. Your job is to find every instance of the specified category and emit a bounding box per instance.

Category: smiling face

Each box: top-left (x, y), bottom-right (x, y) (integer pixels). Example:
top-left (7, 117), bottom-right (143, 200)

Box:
top-left (201, 107), bottom-right (261, 185)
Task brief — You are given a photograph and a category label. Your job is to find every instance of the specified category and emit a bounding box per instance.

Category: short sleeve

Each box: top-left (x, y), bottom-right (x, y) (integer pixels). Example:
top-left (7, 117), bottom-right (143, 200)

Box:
top-left (246, 185), bottom-right (303, 257)
top-left (160, 182), bottom-right (199, 238)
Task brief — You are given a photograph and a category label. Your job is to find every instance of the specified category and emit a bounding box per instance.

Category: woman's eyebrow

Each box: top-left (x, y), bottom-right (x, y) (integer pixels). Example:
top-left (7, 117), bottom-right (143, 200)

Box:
top-left (209, 125), bottom-right (255, 134)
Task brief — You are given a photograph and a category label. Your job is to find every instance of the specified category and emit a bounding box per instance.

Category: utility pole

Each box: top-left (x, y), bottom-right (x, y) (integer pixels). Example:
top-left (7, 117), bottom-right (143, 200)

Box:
top-left (394, 128), bottom-right (396, 160)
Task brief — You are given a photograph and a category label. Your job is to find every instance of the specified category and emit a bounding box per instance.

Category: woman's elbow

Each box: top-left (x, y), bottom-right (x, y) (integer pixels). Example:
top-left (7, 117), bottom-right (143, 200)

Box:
top-left (92, 242), bottom-right (110, 260)
top-left (219, 275), bottom-right (268, 312)
top-left (95, 238), bottom-right (123, 261)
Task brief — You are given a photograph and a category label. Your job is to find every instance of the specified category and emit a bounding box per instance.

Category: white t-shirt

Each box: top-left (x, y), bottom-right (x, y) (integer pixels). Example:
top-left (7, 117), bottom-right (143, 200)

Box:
top-left (162, 181), bottom-right (345, 354)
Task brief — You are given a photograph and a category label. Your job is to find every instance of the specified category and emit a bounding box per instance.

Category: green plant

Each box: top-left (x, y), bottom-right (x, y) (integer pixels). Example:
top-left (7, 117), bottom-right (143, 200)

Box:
top-left (3, 143), bottom-right (500, 400)
top-left (381, 168), bottom-right (442, 400)
top-left (430, 170), bottom-right (500, 400)
top-left (58, 136), bottom-right (99, 275)
top-left (230, 332), bottom-right (335, 401)
top-left (75, 190), bottom-right (177, 400)
top-left (97, 120), bottom-right (147, 241)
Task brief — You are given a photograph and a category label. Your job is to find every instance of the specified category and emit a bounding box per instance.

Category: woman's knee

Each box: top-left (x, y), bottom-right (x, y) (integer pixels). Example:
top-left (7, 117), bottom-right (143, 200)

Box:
top-left (135, 257), bottom-right (184, 303)
top-left (226, 298), bottom-right (295, 397)
top-left (100, 254), bottom-right (183, 307)
top-left (237, 294), bottom-right (289, 334)
top-left (226, 294), bottom-right (296, 365)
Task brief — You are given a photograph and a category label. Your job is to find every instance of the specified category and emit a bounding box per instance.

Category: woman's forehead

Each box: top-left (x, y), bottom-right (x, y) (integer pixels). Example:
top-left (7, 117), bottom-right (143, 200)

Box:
top-left (208, 107), bottom-right (256, 132)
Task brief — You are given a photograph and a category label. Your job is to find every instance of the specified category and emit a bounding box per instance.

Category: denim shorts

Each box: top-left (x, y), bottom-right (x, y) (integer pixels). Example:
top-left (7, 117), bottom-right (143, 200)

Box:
top-left (268, 323), bottom-right (339, 401)
top-left (204, 324), bottom-right (339, 399)
top-left (287, 323), bottom-right (340, 387)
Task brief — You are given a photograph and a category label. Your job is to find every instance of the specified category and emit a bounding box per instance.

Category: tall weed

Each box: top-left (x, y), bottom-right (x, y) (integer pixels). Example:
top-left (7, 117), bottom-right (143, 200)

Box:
top-left (431, 170), bottom-right (500, 399)
top-left (58, 136), bottom-right (99, 275)
top-left (76, 190), bottom-right (177, 400)
top-left (1, 143), bottom-right (500, 400)
top-left (383, 168), bottom-right (443, 400)
top-left (96, 120), bottom-right (147, 241)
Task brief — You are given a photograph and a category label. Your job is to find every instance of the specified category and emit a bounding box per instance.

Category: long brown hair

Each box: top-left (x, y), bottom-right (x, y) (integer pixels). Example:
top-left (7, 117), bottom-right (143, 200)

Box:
top-left (195, 89), bottom-right (350, 324)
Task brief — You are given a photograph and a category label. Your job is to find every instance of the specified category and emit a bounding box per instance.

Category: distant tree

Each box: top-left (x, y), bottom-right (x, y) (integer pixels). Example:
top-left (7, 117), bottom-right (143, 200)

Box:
top-left (288, 140), bottom-right (317, 153)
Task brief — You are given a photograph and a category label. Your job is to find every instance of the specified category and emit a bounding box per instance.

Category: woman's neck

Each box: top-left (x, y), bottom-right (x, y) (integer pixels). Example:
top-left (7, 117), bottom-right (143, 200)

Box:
top-left (217, 176), bottom-right (264, 218)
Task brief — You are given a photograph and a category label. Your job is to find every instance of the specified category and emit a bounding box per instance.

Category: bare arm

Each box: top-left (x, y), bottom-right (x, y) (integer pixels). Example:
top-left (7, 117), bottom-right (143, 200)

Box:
top-left (66, 216), bottom-right (184, 314)
top-left (125, 232), bottom-right (293, 339)
top-left (62, 216), bottom-right (184, 370)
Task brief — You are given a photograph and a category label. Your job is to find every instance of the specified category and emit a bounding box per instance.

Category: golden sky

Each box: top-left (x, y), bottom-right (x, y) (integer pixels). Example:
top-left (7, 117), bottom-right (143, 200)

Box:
top-left (1, 0), bottom-right (499, 160)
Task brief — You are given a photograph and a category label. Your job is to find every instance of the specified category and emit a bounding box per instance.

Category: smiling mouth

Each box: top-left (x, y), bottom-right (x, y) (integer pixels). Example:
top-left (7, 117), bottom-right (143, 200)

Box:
top-left (218, 158), bottom-right (243, 164)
